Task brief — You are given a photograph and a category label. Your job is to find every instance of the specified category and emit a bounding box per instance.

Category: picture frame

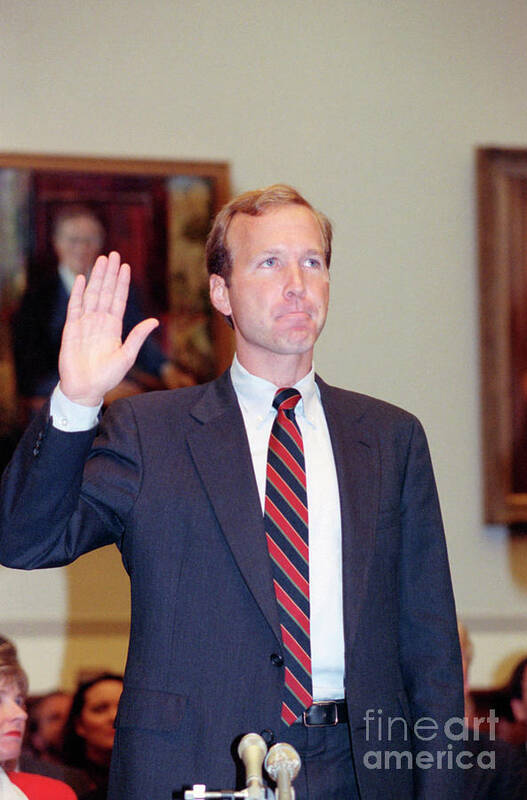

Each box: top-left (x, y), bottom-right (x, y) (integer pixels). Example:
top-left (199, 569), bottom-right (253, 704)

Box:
top-left (0, 152), bottom-right (233, 464)
top-left (478, 146), bottom-right (527, 525)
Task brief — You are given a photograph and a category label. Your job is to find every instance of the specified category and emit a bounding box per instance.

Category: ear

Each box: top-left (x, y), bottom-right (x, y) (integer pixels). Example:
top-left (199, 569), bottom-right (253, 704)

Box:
top-left (209, 274), bottom-right (232, 317)
top-left (511, 697), bottom-right (527, 723)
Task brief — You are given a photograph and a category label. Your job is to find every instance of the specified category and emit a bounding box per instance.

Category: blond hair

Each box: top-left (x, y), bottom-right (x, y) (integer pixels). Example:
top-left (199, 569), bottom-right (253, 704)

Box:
top-left (0, 636), bottom-right (29, 698)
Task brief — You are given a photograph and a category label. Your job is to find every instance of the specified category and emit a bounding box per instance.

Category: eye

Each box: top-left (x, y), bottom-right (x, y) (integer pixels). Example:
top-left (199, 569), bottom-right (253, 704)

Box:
top-left (261, 257), bottom-right (278, 268)
top-left (15, 695), bottom-right (25, 709)
top-left (91, 703), bottom-right (110, 714)
top-left (304, 257), bottom-right (322, 269)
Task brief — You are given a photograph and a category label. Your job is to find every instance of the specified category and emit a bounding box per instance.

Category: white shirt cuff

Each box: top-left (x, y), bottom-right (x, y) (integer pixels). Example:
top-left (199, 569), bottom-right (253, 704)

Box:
top-left (50, 384), bottom-right (102, 432)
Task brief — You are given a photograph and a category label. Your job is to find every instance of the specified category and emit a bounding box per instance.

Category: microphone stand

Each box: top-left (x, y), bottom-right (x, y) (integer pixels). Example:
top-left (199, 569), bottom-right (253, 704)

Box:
top-left (183, 733), bottom-right (302, 800)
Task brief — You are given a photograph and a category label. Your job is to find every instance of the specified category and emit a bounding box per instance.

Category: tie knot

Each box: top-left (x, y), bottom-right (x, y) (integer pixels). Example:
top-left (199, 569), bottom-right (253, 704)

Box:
top-left (273, 387), bottom-right (302, 414)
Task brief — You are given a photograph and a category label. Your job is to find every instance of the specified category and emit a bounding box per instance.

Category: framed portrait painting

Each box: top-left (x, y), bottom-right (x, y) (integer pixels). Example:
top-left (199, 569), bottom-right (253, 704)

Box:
top-left (0, 152), bottom-right (232, 468)
top-left (478, 146), bottom-right (527, 524)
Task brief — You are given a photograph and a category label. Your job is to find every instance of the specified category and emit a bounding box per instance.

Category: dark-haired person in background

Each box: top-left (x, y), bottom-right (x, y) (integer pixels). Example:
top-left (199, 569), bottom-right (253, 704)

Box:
top-left (458, 623), bottom-right (527, 798)
top-left (508, 655), bottom-right (527, 746)
top-left (1, 185), bottom-right (463, 799)
top-left (61, 674), bottom-right (123, 800)
top-left (24, 690), bottom-right (72, 764)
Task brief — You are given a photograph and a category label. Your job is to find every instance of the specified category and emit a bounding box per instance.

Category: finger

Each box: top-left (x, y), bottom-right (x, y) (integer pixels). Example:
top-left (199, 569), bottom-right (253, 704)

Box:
top-left (98, 251), bottom-right (123, 313)
top-left (64, 274), bottom-right (86, 325)
top-left (121, 318), bottom-right (159, 366)
top-left (82, 255), bottom-right (109, 313)
top-left (110, 261), bottom-right (131, 320)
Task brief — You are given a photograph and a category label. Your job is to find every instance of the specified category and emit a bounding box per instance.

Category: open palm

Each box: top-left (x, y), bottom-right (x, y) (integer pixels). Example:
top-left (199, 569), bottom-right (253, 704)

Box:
top-left (58, 252), bottom-right (159, 406)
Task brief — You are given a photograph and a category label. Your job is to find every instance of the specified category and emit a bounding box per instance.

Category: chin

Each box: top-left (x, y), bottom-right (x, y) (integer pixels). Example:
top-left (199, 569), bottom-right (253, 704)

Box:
top-left (280, 333), bottom-right (317, 352)
top-left (0, 747), bottom-right (21, 762)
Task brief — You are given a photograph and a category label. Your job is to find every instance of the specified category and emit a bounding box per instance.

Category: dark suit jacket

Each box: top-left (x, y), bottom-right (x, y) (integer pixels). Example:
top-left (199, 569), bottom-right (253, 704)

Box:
top-left (11, 274), bottom-right (166, 398)
top-left (0, 371), bottom-right (464, 800)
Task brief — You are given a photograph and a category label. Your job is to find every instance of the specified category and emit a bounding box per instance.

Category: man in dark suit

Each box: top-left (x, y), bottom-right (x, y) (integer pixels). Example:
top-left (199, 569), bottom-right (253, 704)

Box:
top-left (0, 185), bottom-right (463, 799)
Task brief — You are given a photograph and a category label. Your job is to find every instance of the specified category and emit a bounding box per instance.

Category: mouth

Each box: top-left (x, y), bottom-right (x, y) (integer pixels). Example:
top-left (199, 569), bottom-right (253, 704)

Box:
top-left (3, 730), bottom-right (22, 738)
top-left (277, 308), bottom-right (312, 320)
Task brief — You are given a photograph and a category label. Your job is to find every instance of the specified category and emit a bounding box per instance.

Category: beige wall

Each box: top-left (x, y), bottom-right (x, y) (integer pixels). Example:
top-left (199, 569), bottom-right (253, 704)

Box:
top-left (2, 0), bottom-right (527, 690)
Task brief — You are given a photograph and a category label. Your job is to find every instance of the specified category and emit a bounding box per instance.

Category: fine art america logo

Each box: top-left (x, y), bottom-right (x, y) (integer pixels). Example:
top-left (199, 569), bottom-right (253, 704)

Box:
top-left (362, 709), bottom-right (498, 770)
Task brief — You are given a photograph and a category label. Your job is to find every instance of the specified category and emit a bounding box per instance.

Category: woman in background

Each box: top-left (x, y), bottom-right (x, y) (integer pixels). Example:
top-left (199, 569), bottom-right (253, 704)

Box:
top-left (0, 636), bottom-right (76, 799)
top-left (62, 674), bottom-right (123, 800)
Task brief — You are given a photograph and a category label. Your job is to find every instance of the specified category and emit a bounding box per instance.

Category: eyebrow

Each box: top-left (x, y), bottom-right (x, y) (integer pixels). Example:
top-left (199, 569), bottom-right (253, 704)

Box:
top-left (258, 246), bottom-right (324, 257)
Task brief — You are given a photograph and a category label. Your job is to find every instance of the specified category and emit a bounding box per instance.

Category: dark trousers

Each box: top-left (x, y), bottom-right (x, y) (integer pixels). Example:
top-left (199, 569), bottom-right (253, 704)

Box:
top-left (278, 721), bottom-right (360, 799)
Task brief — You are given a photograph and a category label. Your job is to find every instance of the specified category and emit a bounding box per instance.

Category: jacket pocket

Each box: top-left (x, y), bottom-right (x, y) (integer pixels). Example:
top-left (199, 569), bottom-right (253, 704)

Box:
top-left (115, 686), bottom-right (188, 732)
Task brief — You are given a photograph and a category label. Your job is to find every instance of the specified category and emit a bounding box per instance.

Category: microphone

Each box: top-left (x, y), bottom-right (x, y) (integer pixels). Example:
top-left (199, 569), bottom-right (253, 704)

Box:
top-left (264, 742), bottom-right (301, 800)
top-left (237, 732), bottom-right (268, 799)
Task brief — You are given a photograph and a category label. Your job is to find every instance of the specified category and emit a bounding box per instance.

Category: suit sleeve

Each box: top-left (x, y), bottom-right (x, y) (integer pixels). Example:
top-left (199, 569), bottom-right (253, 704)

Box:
top-left (397, 417), bottom-right (464, 799)
top-left (0, 400), bottom-right (142, 569)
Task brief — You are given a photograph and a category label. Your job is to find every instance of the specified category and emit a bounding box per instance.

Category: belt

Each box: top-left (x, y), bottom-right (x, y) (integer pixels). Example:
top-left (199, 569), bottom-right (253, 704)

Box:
top-left (300, 700), bottom-right (348, 727)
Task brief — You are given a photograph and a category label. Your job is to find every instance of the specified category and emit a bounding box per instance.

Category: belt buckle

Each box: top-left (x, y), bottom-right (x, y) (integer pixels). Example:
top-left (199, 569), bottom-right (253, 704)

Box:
top-left (303, 700), bottom-right (338, 727)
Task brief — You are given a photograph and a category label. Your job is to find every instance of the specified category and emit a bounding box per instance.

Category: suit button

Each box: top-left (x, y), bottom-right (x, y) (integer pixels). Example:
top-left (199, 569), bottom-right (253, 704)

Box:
top-left (270, 653), bottom-right (284, 667)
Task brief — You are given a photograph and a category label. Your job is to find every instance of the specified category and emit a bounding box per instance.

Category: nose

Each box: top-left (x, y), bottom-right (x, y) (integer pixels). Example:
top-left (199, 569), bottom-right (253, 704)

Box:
top-left (6, 698), bottom-right (27, 723)
top-left (283, 262), bottom-right (306, 299)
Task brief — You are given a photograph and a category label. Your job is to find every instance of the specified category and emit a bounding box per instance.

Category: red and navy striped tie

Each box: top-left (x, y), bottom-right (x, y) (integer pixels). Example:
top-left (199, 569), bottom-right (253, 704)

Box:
top-left (264, 387), bottom-right (312, 726)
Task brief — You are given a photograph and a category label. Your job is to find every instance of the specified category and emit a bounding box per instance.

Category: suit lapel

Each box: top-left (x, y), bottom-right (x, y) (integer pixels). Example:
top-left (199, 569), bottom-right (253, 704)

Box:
top-left (186, 373), bottom-right (282, 645)
top-left (317, 378), bottom-right (379, 654)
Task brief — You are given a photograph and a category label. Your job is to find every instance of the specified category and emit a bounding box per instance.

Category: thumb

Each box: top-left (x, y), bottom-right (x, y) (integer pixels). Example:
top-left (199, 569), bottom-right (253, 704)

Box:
top-left (121, 318), bottom-right (160, 364)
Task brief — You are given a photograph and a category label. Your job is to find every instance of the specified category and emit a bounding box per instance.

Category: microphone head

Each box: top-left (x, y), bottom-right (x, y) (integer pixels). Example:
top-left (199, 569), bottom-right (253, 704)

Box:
top-left (264, 742), bottom-right (301, 781)
top-left (238, 732), bottom-right (268, 786)
top-left (238, 732), bottom-right (268, 762)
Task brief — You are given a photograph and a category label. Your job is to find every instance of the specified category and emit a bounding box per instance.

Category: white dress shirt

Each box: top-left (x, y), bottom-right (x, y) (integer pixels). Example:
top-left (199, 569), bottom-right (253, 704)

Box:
top-left (230, 356), bottom-right (345, 701)
top-left (58, 263), bottom-right (77, 294)
top-left (50, 356), bottom-right (346, 699)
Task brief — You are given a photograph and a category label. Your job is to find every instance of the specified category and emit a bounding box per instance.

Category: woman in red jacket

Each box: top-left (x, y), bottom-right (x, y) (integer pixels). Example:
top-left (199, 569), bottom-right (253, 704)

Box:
top-left (0, 636), bottom-right (76, 799)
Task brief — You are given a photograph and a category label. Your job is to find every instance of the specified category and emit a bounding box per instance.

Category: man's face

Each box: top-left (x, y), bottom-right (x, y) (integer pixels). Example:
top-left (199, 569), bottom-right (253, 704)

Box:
top-left (210, 204), bottom-right (329, 377)
top-left (53, 215), bottom-right (103, 276)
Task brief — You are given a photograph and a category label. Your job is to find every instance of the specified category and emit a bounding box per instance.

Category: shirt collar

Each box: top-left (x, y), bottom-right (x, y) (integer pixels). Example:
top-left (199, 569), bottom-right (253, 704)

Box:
top-left (58, 264), bottom-right (77, 294)
top-left (230, 354), bottom-right (320, 428)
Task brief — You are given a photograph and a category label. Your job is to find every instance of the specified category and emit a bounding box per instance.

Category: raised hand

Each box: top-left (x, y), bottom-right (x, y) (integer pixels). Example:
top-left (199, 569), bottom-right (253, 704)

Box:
top-left (58, 252), bottom-right (159, 406)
